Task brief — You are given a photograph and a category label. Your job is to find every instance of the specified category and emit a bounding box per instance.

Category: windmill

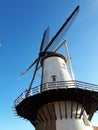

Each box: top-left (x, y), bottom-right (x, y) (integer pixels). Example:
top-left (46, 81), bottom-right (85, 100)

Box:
top-left (14, 5), bottom-right (98, 130)
top-left (19, 6), bottom-right (79, 93)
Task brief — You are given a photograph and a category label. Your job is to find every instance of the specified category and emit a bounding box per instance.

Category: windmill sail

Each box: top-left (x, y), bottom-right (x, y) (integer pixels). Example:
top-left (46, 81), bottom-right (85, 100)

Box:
top-left (19, 27), bottom-right (49, 78)
top-left (44, 6), bottom-right (79, 52)
top-left (41, 26), bottom-right (50, 51)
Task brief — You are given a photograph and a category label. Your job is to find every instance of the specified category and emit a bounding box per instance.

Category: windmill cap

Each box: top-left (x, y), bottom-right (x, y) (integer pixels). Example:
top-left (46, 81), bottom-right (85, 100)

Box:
top-left (41, 52), bottom-right (66, 63)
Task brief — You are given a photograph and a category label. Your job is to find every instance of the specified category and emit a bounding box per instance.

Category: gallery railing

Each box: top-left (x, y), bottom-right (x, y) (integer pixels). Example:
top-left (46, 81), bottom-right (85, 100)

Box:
top-left (14, 80), bottom-right (98, 107)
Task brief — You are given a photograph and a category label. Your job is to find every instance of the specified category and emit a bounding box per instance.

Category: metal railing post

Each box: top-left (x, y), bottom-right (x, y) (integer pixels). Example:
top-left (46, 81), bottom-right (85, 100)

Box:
top-left (46, 83), bottom-right (49, 90)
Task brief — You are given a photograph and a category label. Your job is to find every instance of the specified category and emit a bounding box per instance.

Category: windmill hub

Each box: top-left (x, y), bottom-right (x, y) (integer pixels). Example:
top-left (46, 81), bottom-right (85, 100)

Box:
top-left (39, 51), bottom-right (45, 57)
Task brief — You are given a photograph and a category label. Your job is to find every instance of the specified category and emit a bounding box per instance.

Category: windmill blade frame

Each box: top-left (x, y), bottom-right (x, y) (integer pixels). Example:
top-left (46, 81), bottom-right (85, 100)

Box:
top-left (28, 57), bottom-right (40, 91)
top-left (44, 5), bottom-right (79, 53)
top-left (41, 26), bottom-right (50, 51)
top-left (40, 26), bottom-right (50, 52)
top-left (25, 27), bottom-right (50, 90)
top-left (19, 27), bottom-right (50, 78)
top-left (19, 58), bottom-right (38, 78)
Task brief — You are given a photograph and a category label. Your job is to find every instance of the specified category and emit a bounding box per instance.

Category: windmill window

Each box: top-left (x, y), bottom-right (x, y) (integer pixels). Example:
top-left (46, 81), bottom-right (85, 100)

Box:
top-left (51, 75), bottom-right (56, 81)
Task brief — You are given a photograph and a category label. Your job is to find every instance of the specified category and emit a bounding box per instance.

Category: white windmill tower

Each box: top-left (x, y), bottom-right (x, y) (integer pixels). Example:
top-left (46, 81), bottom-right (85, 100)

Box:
top-left (14, 5), bottom-right (98, 130)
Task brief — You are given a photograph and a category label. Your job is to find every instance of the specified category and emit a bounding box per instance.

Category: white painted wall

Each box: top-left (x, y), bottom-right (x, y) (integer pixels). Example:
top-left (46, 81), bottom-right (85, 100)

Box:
top-left (42, 56), bottom-right (72, 84)
top-left (56, 119), bottom-right (93, 130)
top-left (36, 101), bottom-right (94, 130)
top-left (54, 101), bottom-right (93, 130)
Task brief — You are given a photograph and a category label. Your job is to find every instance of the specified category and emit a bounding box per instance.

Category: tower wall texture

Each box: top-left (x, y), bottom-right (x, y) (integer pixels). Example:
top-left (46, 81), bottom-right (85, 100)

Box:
top-left (35, 101), bottom-right (94, 130)
top-left (42, 55), bottom-right (72, 84)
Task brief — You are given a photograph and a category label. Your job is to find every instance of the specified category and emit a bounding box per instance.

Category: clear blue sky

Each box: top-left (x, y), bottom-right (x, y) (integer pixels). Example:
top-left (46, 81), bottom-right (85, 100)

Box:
top-left (0, 0), bottom-right (98, 130)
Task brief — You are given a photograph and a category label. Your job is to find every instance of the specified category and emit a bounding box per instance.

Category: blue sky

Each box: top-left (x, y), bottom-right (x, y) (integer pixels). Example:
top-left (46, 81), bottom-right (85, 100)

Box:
top-left (0, 0), bottom-right (98, 130)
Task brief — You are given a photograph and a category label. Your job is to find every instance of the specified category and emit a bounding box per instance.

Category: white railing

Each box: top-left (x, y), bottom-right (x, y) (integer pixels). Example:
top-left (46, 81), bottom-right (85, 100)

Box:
top-left (14, 80), bottom-right (98, 107)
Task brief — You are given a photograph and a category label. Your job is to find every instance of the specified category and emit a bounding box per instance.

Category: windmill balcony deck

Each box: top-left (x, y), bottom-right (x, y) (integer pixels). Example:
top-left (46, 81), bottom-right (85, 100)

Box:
top-left (14, 80), bottom-right (98, 107)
